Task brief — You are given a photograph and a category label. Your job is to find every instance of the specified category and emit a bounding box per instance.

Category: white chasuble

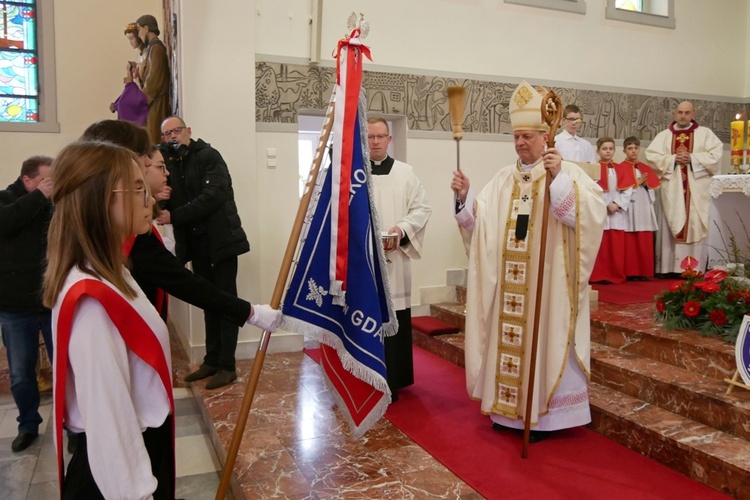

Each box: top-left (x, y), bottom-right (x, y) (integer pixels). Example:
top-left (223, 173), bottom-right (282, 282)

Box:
top-left (371, 160), bottom-right (431, 311)
top-left (645, 125), bottom-right (722, 272)
top-left (645, 126), bottom-right (722, 244)
top-left (458, 161), bottom-right (605, 430)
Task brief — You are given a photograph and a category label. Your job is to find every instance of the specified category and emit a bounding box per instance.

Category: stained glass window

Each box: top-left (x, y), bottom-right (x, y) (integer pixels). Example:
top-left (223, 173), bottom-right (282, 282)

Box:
top-left (0, 0), bottom-right (39, 123)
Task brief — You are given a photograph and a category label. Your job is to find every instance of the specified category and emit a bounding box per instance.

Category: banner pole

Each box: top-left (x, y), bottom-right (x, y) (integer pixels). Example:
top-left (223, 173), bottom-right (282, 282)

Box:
top-left (522, 90), bottom-right (562, 459)
top-left (215, 94), bottom-right (337, 499)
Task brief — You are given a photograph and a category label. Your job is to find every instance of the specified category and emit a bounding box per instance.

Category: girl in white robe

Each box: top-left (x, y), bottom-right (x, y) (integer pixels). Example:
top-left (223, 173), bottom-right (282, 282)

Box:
top-left (44, 141), bottom-right (174, 499)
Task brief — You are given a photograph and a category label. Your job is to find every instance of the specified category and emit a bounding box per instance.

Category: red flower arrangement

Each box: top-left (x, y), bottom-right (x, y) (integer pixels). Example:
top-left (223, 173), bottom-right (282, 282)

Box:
top-left (654, 257), bottom-right (750, 342)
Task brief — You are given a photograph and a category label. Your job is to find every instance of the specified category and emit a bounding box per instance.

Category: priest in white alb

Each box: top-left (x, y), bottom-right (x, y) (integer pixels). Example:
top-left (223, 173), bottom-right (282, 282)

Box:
top-left (645, 101), bottom-right (723, 273)
top-left (368, 116), bottom-right (432, 401)
top-left (450, 81), bottom-right (605, 440)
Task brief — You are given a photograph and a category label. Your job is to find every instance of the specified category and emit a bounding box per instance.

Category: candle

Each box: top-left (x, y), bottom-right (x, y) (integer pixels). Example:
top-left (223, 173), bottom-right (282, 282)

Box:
top-left (731, 114), bottom-right (744, 159)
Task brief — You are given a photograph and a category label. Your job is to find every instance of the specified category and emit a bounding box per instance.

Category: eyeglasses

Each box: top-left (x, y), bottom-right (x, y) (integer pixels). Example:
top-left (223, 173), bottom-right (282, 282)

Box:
top-left (162, 126), bottom-right (185, 137)
top-left (565, 118), bottom-right (583, 124)
top-left (367, 134), bottom-right (389, 142)
top-left (112, 187), bottom-right (150, 207)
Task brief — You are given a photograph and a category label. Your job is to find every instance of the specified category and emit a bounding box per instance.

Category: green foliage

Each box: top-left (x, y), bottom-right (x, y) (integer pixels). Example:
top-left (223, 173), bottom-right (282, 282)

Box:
top-left (654, 265), bottom-right (750, 343)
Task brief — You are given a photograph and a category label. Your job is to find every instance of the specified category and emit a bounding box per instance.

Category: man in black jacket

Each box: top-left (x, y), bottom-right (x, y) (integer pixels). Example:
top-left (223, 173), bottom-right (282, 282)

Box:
top-left (0, 156), bottom-right (54, 452)
top-left (158, 116), bottom-right (251, 389)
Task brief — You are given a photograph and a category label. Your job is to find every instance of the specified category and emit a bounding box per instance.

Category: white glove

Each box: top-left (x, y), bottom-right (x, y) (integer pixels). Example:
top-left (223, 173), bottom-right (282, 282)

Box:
top-left (248, 304), bottom-right (282, 332)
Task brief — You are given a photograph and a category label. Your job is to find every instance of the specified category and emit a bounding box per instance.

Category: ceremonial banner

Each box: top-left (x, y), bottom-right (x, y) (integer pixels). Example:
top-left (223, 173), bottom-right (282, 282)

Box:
top-left (280, 27), bottom-right (396, 438)
top-left (735, 314), bottom-right (750, 385)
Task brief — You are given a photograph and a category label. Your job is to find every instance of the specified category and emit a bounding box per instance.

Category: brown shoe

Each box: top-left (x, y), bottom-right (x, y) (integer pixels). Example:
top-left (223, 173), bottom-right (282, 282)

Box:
top-left (184, 364), bottom-right (218, 383)
top-left (205, 370), bottom-right (237, 390)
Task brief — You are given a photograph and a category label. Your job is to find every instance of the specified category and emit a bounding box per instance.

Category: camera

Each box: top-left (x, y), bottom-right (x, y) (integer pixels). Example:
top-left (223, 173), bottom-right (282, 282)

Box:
top-left (157, 140), bottom-right (189, 163)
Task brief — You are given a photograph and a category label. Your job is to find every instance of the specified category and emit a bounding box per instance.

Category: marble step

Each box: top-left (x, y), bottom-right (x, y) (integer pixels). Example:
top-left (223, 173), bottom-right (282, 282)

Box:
top-left (591, 341), bottom-right (750, 441)
top-left (590, 302), bottom-right (736, 380)
top-left (429, 302), bottom-right (465, 333)
top-left (412, 329), bottom-right (465, 368)
top-left (589, 382), bottom-right (750, 498)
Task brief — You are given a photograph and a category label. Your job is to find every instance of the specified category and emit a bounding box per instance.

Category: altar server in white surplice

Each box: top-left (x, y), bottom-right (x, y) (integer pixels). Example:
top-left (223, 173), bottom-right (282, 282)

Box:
top-left (554, 104), bottom-right (597, 164)
top-left (368, 117), bottom-right (432, 401)
top-left (450, 81), bottom-right (605, 440)
top-left (645, 101), bottom-right (723, 273)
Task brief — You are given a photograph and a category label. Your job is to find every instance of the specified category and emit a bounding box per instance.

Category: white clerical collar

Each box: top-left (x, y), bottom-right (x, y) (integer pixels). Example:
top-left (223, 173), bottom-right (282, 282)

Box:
top-left (519, 159), bottom-right (542, 172)
top-left (673, 123), bottom-right (692, 130)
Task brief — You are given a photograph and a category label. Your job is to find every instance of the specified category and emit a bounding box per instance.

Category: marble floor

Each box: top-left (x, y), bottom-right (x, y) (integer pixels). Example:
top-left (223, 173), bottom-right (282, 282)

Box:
top-left (1, 338), bottom-right (477, 500)
top-left (0, 387), bottom-right (224, 499)
top-left (188, 348), bottom-right (478, 499)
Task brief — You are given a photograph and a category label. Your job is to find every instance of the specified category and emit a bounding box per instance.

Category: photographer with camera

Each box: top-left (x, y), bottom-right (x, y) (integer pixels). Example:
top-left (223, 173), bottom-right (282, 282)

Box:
top-left (157, 116), bottom-right (250, 389)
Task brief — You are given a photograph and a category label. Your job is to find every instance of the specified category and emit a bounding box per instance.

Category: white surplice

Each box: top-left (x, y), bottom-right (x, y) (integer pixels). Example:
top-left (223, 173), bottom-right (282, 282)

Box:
top-left (554, 130), bottom-right (598, 164)
top-left (371, 159), bottom-right (431, 311)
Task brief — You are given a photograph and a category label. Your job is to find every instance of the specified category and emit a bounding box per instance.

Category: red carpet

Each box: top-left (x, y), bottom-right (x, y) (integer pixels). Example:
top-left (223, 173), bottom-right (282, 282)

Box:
top-left (592, 278), bottom-right (682, 304)
top-left (384, 346), bottom-right (727, 500)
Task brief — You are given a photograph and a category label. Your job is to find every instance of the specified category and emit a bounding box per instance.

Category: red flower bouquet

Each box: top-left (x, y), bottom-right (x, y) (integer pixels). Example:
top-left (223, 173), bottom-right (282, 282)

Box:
top-left (654, 257), bottom-right (750, 341)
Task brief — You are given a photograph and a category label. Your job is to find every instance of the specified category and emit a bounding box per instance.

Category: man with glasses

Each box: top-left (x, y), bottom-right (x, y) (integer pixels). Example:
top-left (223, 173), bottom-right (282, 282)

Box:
top-left (367, 117), bottom-right (432, 401)
top-left (157, 116), bottom-right (250, 389)
top-left (0, 156), bottom-right (54, 452)
top-left (554, 104), bottom-right (597, 163)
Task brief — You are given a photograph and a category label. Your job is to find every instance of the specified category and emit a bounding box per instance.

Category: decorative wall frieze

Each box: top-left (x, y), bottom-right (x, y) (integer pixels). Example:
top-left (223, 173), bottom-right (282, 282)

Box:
top-left (256, 60), bottom-right (747, 143)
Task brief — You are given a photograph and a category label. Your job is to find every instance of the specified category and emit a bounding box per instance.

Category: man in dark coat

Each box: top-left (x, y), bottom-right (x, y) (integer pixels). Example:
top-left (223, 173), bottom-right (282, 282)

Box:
top-left (157, 116), bottom-right (250, 389)
top-left (0, 155), bottom-right (54, 452)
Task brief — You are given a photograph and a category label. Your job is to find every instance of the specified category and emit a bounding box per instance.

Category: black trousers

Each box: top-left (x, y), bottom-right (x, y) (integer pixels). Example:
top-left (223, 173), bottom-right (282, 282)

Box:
top-left (191, 236), bottom-right (240, 371)
top-left (384, 308), bottom-right (414, 394)
top-left (62, 416), bottom-right (174, 499)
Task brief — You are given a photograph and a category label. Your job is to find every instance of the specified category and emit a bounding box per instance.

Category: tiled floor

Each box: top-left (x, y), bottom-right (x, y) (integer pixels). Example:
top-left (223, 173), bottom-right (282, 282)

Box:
top-left (191, 346), bottom-right (477, 499)
top-left (0, 387), bottom-right (224, 499)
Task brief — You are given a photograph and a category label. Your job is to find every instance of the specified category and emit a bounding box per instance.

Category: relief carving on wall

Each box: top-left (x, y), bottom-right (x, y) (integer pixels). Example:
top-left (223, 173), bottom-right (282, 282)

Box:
top-left (256, 61), bottom-right (745, 143)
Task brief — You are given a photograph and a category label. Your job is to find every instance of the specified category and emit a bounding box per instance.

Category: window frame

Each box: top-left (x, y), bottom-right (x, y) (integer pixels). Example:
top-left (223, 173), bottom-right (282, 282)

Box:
top-left (504, 0), bottom-right (586, 15)
top-left (0, 0), bottom-right (59, 133)
top-left (605, 0), bottom-right (676, 29)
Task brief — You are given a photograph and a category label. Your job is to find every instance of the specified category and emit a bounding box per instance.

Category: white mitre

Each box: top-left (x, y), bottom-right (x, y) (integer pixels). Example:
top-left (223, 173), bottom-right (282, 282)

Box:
top-left (509, 80), bottom-right (550, 132)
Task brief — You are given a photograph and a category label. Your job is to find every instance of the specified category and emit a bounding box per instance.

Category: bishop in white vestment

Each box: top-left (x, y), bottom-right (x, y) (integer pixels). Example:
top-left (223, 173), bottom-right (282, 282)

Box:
top-left (451, 81), bottom-right (605, 435)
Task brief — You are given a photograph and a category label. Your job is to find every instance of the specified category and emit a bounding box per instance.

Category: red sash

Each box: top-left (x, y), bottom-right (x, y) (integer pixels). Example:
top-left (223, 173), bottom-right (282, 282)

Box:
top-left (54, 279), bottom-right (175, 498)
top-left (621, 161), bottom-right (661, 189)
top-left (668, 120), bottom-right (698, 241)
top-left (598, 161), bottom-right (637, 191)
top-left (123, 226), bottom-right (169, 320)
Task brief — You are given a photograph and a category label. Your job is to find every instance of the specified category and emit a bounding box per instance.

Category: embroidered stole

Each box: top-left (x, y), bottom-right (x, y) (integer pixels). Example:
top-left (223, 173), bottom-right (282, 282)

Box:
top-left (54, 279), bottom-right (175, 498)
top-left (492, 164), bottom-right (544, 418)
top-left (669, 122), bottom-right (698, 242)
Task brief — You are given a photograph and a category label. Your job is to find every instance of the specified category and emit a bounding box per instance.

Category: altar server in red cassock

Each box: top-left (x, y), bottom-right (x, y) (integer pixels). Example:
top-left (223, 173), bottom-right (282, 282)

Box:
top-left (621, 136), bottom-right (660, 279)
top-left (590, 137), bottom-right (636, 284)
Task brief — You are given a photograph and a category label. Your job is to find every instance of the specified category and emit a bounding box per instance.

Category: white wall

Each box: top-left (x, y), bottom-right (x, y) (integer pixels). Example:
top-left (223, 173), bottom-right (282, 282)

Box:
top-left (175, 0), bottom-right (303, 358)
top-left (254, 0), bottom-right (750, 98)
